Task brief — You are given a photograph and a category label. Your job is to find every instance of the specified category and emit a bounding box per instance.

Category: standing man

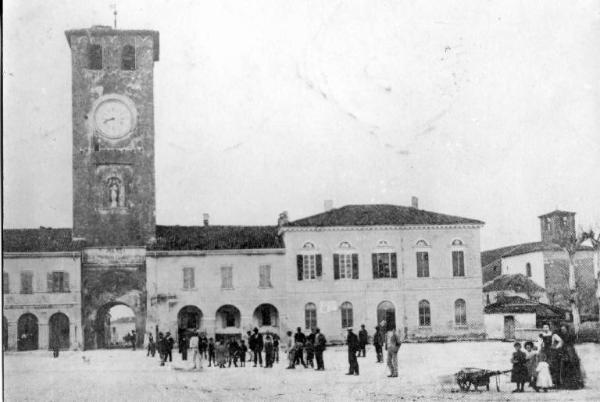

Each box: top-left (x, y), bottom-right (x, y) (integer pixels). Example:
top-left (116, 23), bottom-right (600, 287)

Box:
top-left (251, 328), bottom-right (264, 367)
top-left (285, 330), bottom-right (296, 369)
top-left (314, 328), bottom-right (326, 371)
top-left (188, 330), bottom-right (201, 370)
top-left (346, 328), bottom-right (360, 375)
top-left (358, 324), bottom-right (368, 358)
top-left (246, 330), bottom-right (255, 363)
top-left (165, 332), bottom-right (174, 362)
top-left (51, 335), bottom-right (60, 358)
top-left (130, 330), bottom-right (137, 351)
top-left (179, 331), bottom-right (188, 361)
top-left (386, 327), bottom-right (401, 378)
top-left (293, 327), bottom-right (307, 368)
top-left (373, 325), bottom-right (384, 363)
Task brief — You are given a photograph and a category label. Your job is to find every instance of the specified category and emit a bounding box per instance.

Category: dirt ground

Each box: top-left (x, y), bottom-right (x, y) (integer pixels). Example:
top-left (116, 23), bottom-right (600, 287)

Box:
top-left (3, 341), bottom-right (599, 401)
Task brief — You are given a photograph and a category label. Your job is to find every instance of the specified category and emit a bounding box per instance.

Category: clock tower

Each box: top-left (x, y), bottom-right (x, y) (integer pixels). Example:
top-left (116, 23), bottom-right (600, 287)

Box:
top-left (66, 26), bottom-right (159, 349)
top-left (66, 26), bottom-right (159, 246)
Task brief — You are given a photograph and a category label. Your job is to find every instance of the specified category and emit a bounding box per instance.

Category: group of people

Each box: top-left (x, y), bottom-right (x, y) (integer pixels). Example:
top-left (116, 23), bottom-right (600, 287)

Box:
top-left (283, 327), bottom-right (327, 370)
top-left (146, 331), bottom-right (174, 365)
top-left (346, 323), bottom-right (401, 378)
top-left (510, 323), bottom-right (585, 393)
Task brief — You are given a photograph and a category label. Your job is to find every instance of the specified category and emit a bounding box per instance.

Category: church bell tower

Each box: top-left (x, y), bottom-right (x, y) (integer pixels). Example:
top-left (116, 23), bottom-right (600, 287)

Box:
top-left (66, 26), bottom-right (159, 246)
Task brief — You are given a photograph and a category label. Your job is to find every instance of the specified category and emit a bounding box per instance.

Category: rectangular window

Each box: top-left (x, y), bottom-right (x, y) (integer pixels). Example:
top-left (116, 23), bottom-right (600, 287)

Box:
top-left (48, 271), bottom-right (69, 293)
top-left (259, 265), bottom-right (272, 288)
top-left (416, 252), bottom-right (429, 277)
top-left (339, 254), bottom-right (352, 279)
top-left (183, 267), bottom-right (195, 289)
top-left (372, 253), bottom-right (397, 279)
top-left (2, 272), bottom-right (8, 294)
top-left (333, 254), bottom-right (359, 280)
top-left (452, 251), bottom-right (465, 277)
top-left (20, 271), bottom-right (33, 294)
top-left (303, 255), bottom-right (316, 279)
top-left (305, 305), bottom-right (317, 330)
top-left (88, 44), bottom-right (103, 70)
top-left (221, 266), bottom-right (233, 289)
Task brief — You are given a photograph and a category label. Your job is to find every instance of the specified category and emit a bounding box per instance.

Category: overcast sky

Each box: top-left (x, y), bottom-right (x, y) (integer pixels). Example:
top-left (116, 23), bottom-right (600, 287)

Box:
top-left (3, 0), bottom-right (600, 250)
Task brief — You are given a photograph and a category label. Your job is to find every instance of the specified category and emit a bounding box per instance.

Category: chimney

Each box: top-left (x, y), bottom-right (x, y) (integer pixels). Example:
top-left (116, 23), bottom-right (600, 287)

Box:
top-left (203, 213), bottom-right (210, 226)
top-left (411, 196), bottom-right (419, 209)
top-left (278, 211), bottom-right (289, 227)
top-left (324, 200), bottom-right (333, 212)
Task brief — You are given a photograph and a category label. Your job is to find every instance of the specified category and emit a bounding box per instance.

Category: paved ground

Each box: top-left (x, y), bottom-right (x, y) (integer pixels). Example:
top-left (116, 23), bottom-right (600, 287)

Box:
top-left (3, 342), bottom-right (599, 401)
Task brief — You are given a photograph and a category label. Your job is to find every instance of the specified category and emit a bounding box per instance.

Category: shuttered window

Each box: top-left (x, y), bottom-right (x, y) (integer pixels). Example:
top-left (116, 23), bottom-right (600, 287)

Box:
top-left (418, 300), bottom-right (431, 326)
top-left (21, 271), bottom-right (33, 294)
top-left (183, 267), bottom-right (195, 289)
top-left (259, 265), bottom-right (272, 288)
top-left (333, 254), bottom-right (358, 279)
top-left (48, 271), bottom-right (69, 293)
top-left (340, 302), bottom-right (353, 328)
top-left (371, 253), bottom-right (397, 279)
top-left (221, 266), bottom-right (233, 289)
top-left (305, 303), bottom-right (317, 329)
top-left (2, 272), bottom-right (9, 294)
top-left (296, 254), bottom-right (322, 281)
top-left (88, 44), bottom-right (102, 70)
top-left (416, 252), bottom-right (429, 277)
top-left (452, 251), bottom-right (465, 277)
top-left (455, 299), bottom-right (467, 325)
top-left (121, 45), bottom-right (136, 70)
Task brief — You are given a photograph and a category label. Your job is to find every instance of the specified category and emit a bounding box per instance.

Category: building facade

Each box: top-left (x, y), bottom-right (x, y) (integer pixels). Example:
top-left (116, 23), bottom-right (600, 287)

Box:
top-left (2, 26), bottom-right (486, 351)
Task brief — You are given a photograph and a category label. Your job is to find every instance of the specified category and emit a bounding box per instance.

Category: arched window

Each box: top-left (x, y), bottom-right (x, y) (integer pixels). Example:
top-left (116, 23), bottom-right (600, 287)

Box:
top-left (340, 302), bottom-right (353, 328)
top-left (416, 240), bottom-right (429, 248)
top-left (305, 303), bottom-right (317, 330)
top-left (88, 44), bottom-right (102, 70)
top-left (455, 299), bottom-right (467, 326)
top-left (451, 239), bottom-right (464, 246)
top-left (418, 300), bottom-right (431, 326)
top-left (526, 263), bottom-right (532, 278)
top-left (121, 45), bottom-right (136, 70)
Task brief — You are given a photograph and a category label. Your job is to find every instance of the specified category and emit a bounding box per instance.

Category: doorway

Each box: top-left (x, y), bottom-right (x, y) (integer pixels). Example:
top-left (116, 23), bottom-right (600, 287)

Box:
top-left (504, 316), bottom-right (515, 340)
top-left (96, 303), bottom-right (136, 348)
top-left (49, 313), bottom-right (70, 350)
top-left (377, 301), bottom-right (396, 330)
top-left (17, 313), bottom-right (38, 351)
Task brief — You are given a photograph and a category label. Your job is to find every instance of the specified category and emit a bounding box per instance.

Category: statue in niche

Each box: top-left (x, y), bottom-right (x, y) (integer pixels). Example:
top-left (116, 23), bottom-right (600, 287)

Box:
top-left (107, 177), bottom-right (122, 208)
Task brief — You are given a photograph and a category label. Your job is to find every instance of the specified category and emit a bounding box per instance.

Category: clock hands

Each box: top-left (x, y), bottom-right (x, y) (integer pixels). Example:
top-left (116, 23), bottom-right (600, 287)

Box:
top-left (103, 117), bottom-right (116, 123)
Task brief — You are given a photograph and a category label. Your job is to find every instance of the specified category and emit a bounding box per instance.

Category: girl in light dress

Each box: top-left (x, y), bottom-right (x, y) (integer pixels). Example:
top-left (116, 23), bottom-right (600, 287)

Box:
top-left (536, 353), bottom-right (553, 392)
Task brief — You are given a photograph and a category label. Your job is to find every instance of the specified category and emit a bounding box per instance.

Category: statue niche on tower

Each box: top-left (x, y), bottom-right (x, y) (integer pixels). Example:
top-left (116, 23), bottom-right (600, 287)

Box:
top-left (106, 177), bottom-right (125, 210)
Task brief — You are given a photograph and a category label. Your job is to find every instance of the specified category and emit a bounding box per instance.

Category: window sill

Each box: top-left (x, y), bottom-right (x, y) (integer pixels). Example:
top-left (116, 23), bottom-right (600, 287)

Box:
top-left (454, 325), bottom-right (469, 329)
top-left (221, 287), bottom-right (234, 291)
top-left (418, 326), bottom-right (432, 330)
top-left (181, 288), bottom-right (197, 291)
top-left (258, 286), bottom-right (273, 289)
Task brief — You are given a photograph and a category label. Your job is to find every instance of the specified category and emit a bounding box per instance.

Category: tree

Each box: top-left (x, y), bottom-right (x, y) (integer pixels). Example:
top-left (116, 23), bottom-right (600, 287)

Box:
top-left (557, 232), bottom-right (586, 336)
top-left (580, 230), bottom-right (600, 322)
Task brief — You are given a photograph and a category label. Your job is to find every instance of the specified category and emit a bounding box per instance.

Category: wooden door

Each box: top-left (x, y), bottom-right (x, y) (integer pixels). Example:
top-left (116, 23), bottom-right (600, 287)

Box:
top-left (504, 316), bottom-right (515, 340)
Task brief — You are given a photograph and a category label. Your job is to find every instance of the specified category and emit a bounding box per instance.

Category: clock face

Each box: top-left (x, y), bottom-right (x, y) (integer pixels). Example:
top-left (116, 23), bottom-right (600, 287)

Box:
top-left (93, 96), bottom-right (137, 140)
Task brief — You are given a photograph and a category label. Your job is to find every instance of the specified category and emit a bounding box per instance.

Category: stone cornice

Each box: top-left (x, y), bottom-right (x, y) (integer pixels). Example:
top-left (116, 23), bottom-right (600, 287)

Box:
top-left (281, 223), bottom-right (484, 234)
top-left (3, 252), bottom-right (81, 259)
top-left (146, 248), bottom-right (286, 258)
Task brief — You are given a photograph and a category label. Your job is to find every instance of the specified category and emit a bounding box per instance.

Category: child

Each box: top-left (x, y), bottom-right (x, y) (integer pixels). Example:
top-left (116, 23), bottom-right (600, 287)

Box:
top-left (536, 353), bottom-right (553, 392)
top-left (304, 339), bottom-right (315, 368)
top-left (510, 342), bottom-right (528, 393)
top-left (215, 340), bottom-right (227, 368)
top-left (207, 337), bottom-right (216, 367)
top-left (239, 340), bottom-right (248, 367)
top-left (228, 340), bottom-right (239, 367)
top-left (524, 341), bottom-right (538, 391)
top-left (264, 334), bottom-right (274, 368)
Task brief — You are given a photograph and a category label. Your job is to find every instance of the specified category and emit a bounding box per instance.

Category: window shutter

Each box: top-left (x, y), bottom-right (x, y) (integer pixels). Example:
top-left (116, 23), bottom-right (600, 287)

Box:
top-left (297, 255), bottom-right (303, 281)
top-left (316, 254), bottom-right (322, 277)
top-left (372, 254), bottom-right (378, 278)
top-left (352, 254), bottom-right (359, 279)
top-left (333, 254), bottom-right (340, 280)
top-left (47, 273), bottom-right (54, 293)
top-left (391, 253), bottom-right (397, 278)
top-left (64, 272), bottom-right (70, 292)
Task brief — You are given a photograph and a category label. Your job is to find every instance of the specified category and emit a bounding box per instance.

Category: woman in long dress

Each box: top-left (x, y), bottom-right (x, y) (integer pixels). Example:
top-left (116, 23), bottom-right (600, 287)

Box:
top-left (537, 323), bottom-right (563, 387)
top-left (558, 324), bottom-right (585, 389)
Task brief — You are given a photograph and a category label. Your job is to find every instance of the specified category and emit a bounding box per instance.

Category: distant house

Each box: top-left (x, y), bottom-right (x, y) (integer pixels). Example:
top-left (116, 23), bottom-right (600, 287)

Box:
top-left (483, 273), bottom-right (546, 304)
top-left (484, 295), bottom-right (567, 340)
top-left (481, 210), bottom-right (597, 320)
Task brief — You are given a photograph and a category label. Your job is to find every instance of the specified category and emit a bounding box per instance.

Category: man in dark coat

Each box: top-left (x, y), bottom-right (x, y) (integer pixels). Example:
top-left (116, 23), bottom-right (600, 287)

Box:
top-left (165, 332), bottom-right (174, 362)
top-left (373, 325), bottom-right (384, 363)
top-left (358, 325), bottom-right (368, 357)
top-left (346, 328), bottom-right (360, 375)
top-left (157, 332), bottom-right (167, 366)
top-left (178, 331), bottom-right (188, 361)
top-left (130, 330), bottom-right (137, 351)
top-left (250, 328), bottom-right (264, 367)
top-left (293, 327), bottom-right (307, 368)
top-left (314, 328), bottom-right (326, 371)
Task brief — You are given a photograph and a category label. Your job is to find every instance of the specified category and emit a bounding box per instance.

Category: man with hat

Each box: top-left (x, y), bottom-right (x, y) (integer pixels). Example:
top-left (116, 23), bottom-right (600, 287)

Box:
top-left (314, 328), bottom-right (327, 371)
top-left (345, 327), bottom-right (360, 375)
top-left (165, 332), bottom-right (174, 362)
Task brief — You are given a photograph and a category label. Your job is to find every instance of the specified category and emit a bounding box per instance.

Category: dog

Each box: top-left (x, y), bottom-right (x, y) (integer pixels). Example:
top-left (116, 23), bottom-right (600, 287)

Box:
top-left (82, 355), bottom-right (91, 364)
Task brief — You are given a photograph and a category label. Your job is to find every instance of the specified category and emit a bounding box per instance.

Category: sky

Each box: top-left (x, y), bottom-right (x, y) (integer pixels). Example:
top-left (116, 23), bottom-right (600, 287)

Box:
top-left (3, 0), bottom-right (600, 251)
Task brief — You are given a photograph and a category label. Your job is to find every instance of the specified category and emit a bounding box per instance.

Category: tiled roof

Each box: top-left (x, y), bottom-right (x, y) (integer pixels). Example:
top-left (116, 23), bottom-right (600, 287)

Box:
top-left (2, 228), bottom-right (84, 253)
top-left (151, 225), bottom-right (283, 251)
top-left (481, 259), bottom-right (502, 284)
top-left (285, 204), bottom-right (483, 227)
top-left (538, 210), bottom-right (576, 218)
top-left (481, 241), bottom-right (592, 265)
top-left (484, 296), bottom-right (566, 317)
top-left (482, 274), bottom-right (545, 293)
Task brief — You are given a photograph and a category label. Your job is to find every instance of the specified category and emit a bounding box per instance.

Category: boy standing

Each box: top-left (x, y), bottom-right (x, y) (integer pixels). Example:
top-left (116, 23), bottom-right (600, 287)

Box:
top-left (511, 342), bottom-right (528, 393)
